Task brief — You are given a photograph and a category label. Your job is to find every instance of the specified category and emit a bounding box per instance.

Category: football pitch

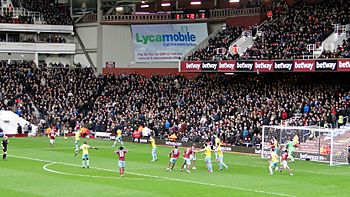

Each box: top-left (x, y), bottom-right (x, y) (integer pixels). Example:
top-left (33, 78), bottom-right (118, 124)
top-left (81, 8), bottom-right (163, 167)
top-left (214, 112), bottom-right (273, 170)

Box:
top-left (0, 137), bottom-right (349, 197)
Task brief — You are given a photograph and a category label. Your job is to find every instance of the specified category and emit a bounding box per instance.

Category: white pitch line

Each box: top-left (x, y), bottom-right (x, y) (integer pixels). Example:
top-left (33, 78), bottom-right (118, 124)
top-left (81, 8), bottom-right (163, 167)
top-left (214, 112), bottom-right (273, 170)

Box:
top-left (197, 159), bottom-right (350, 177)
top-left (43, 162), bottom-right (147, 180)
top-left (9, 154), bottom-right (295, 197)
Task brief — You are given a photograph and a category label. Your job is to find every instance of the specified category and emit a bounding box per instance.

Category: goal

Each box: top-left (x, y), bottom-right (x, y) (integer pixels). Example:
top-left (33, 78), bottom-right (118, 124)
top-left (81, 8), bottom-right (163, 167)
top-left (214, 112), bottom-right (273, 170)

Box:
top-left (261, 125), bottom-right (350, 166)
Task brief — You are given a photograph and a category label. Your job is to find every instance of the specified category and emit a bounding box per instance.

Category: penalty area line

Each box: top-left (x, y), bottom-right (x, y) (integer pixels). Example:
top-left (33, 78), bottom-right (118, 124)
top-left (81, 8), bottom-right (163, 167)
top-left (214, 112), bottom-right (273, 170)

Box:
top-left (10, 155), bottom-right (295, 197)
top-left (196, 159), bottom-right (350, 177)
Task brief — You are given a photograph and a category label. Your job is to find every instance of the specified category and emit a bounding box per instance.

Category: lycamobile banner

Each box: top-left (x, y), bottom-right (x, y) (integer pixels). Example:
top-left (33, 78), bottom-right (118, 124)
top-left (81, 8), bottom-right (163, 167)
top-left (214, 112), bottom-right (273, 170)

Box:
top-left (131, 24), bottom-right (208, 62)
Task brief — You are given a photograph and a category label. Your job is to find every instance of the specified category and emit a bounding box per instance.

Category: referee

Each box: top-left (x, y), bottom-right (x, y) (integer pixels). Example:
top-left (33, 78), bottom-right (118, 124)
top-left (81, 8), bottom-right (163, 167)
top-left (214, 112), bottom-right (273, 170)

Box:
top-left (1, 136), bottom-right (8, 160)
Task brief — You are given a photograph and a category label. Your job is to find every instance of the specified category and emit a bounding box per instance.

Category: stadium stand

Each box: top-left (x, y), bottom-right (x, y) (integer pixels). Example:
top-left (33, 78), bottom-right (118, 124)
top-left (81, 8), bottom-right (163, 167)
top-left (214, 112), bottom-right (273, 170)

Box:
top-left (1, 61), bottom-right (349, 146)
top-left (187, 25), bottom-right (244, 61)
top-left (19, 0), bottom-right (72, 25)
top-left (241, 0), bottom-right (350, 60)
top-left (187, 0), bottom-right (349, 61)
top-left (0, 14), bottom-right (33, 24)
top-left (0, 0), bottom-right (349, 148)
top-left (320, 37), bottom-right (350, 58)
top-left (0, 61), bottom-right (37, 124)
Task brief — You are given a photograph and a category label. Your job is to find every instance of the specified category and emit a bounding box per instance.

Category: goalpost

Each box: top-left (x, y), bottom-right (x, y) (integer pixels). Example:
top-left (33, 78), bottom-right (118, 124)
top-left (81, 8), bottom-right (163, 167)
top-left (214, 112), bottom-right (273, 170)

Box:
top-left (261, 125), bottom-right (350, 166)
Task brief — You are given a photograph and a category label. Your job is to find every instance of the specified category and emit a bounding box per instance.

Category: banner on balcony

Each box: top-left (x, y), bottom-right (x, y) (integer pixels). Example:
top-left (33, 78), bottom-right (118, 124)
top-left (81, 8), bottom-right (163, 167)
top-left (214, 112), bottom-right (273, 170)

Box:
top-left (131, 23), bottom-right (208, 62)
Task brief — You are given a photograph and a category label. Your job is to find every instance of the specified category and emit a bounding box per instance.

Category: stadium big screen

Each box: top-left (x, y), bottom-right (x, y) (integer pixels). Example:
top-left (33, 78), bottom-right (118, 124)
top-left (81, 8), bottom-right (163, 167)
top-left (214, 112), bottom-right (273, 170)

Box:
top-left (72, 0), bottom-right (97, 14)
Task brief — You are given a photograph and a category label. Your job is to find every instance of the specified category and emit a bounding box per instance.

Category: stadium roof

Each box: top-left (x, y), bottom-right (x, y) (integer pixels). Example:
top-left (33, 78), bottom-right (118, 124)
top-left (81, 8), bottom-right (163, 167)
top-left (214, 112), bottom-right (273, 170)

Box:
top-left (101, 0), bottom-right (158, 15)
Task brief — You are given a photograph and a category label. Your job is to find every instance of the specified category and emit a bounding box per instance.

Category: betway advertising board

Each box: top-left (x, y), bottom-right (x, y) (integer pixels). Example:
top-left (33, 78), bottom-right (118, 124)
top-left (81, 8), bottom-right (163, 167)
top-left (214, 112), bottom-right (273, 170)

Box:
top-left (132, 24), bottom-right (208, 62)
top-left (180, 59), bottom-right (350, 73)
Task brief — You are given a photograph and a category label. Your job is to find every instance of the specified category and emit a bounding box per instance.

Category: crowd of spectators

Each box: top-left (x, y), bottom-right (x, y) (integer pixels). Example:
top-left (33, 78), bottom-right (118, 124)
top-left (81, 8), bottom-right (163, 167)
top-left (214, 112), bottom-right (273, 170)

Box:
top-left (21, 65), bottom-right (102, 134)
top-left (245, 0), bottom-right (263, 8)
top-left (0, 14), bottom-right (33, 24)
top-left (241, 0), bottom-right (350, 60)
top-left (1, 61), bottom-right (350, 146)
top-left (0, 0), bottom-right (72, 25)
top-left (320, 37), bottom-right (350, 58)
top-left (90, 73), bottom-right (350, 146)
top-left (43, 35), bottom-right (67, 43)
top-left (0, 34), bottom-right (69, 43)
top-left (187, 25), bottom-right (244, 61)
top-left (0, 61), bottom-right (37, 123)
top-left (19, 0), bottom-right (72, 25)
top-left (186, 0), bottom-right (350, 61)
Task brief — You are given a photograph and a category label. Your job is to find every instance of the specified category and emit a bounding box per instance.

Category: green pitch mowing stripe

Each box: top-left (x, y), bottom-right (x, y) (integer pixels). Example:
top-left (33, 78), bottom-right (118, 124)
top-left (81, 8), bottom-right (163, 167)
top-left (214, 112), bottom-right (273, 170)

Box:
top-left (9, 154), bottom-right (295, 197)
top-left (43, 162), bottom-right (150, 181)
top-left (1, 137), bottom-right (349, 197)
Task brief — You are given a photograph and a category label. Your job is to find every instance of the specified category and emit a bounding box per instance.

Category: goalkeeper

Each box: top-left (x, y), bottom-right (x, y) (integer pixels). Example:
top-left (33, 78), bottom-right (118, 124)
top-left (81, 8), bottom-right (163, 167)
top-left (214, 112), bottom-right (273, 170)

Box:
top-left (75, 141), bottom-right (98, 168)
top-left (286, 138), bottom-right (295, 162)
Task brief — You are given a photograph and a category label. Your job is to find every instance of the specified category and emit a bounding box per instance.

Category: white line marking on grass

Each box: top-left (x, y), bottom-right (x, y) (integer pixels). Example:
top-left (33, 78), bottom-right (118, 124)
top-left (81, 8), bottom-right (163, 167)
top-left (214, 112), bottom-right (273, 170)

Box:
top-left (197, 159), bottom-right (350, 177)
top-left (10, 155), bottom-right (295, 197)
top-left (43, 162), bottom-right (147, 181)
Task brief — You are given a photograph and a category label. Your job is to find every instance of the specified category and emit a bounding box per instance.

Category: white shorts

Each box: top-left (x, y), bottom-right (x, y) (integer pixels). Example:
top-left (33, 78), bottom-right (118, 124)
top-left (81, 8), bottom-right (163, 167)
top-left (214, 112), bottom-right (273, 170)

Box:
top-left (281, 160), bottom-right (288, 168)
top-left (118, 161), bottom-right (125, 168)
top-left (184, 158), bottom-right (191, 165)
top-left (190, 155), bottom-right (196, 161)
top-left (50, 139), bottom-right (55, 144)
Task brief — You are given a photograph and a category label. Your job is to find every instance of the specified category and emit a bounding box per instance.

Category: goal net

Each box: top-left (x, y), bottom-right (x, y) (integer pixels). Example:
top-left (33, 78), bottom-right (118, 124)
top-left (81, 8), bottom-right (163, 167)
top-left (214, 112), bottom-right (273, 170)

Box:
top-left (261, 125), bottom-right (350, 166)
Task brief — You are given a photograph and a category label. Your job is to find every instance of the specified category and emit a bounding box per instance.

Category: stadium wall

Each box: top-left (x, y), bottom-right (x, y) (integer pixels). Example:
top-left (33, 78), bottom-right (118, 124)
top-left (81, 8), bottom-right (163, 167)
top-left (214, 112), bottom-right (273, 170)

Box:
top-left (43, 55), bottom-right (72, 65)
top-left (75, 22), bottom-right (222, 75)
top-left (74, 23), bottom-right (97, 67)
top-left (0, 53), bottom-right (35, 60)
top-left (102, 67), bottom-right (199, 77)
top-left (226, 15), bottom-right (266, 28)
top-left (102, 24), bottom-right (134, 68)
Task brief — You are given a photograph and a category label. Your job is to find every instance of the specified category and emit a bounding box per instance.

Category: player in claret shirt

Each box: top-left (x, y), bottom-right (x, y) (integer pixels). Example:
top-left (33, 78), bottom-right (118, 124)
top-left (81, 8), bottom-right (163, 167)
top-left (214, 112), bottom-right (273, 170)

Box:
top-left (190, 145), bottom-right (197, 170)
top-left (48, 128), bottom-right (57, 150)
top-left (180, 147), bottom-right (193, 173)
top-left (279, 149), bottom-right (293, 176)
top-left (115, 146), bottom-right (128, 176)
top-left (166, 146), bottom-right (180, 171)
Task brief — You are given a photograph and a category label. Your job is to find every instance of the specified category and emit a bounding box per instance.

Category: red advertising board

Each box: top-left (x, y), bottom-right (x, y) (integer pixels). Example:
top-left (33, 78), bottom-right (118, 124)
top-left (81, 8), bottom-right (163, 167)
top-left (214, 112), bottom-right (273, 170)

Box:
top-left (337, 59), bottom-right (350, 72)
top-left (292, 60), bottom-right (315, 72)
top-left (180, 61), bottom-right (202, 72)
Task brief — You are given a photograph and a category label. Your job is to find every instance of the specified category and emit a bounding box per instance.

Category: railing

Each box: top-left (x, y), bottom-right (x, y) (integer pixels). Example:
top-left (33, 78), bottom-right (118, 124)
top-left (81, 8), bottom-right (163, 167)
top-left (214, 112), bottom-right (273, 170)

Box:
top-left (302, 54), bottom-right (319, 59)
top-left (0, 7), bottom-right (42, 23)
top-left (103, 13), bottom-right (172, 21)
top-left (210, 7), bottom-right (268, 18)
top-left (78, 7), bottom-right (268, 24)
top-left (228, 19), bottom-right (267, 56)
top-left (334, 24), bottom-right (347, 35)
top-left (79, 13), bottom-right (97, 23)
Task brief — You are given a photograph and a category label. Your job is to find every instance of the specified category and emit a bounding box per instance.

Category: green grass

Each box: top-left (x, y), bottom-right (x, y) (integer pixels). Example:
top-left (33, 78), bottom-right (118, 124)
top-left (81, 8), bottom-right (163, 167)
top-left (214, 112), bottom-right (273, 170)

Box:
top-left (0, 137), bottom-right (349, 197)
